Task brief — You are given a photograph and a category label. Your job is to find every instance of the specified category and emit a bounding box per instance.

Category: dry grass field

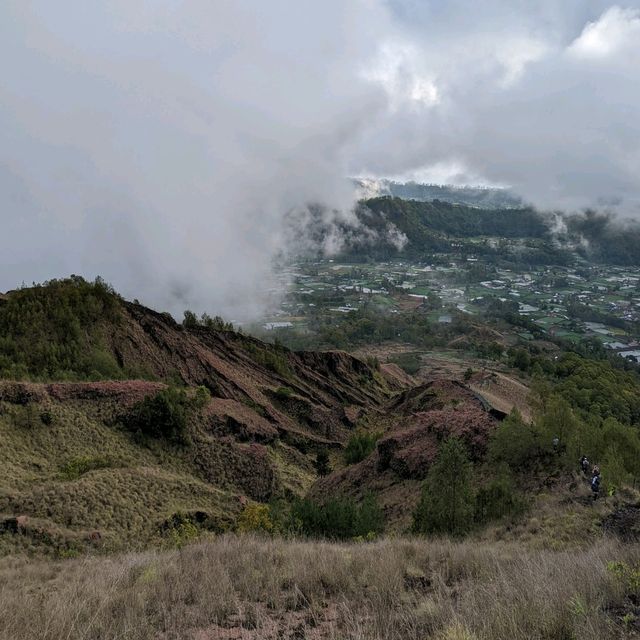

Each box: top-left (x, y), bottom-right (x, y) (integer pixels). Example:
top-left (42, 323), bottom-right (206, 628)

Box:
top-left (1, 534), bottom-right (639, 640)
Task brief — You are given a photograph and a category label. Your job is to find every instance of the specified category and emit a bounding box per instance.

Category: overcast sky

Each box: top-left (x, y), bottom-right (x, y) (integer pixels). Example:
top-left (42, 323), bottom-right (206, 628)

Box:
top-left (1, 1), bottom-right (639, 317)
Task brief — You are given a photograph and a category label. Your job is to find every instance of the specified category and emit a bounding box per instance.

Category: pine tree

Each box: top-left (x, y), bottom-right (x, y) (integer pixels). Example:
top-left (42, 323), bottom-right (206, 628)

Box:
top-left (314, 448), bottom-right (330, 476)
top-left (413, 437), bottom-right (474, 536)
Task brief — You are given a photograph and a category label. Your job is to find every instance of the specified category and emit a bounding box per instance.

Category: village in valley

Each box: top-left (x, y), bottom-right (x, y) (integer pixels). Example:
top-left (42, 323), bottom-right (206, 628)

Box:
top-left (256, 252), bottom-right (640, 360)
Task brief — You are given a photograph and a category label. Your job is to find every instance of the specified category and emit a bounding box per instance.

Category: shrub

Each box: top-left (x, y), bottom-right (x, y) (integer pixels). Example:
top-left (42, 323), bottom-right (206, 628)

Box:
top-left (474, 466), bottom-right (526, 524)
top-left (274, 386), bottom-right (293, 399)
top-left (236, 504), bottom-right (274, 534)
top-left (126, 387), bottom-right (199, 444)
top-left (245, 343), bottom-right (292, 377)
top-left (162, 512), bottom-right (200, 548)
top-left (365, 355), bottom-right (380, 371)
top-left (608, 561), bottom-right (640, 601)
top-left (389, 352), bottom-right (422, 376)
top-left (344, 430), bottom-right (381, 464)
top-left (289, 494), bottom-right (384, 540)
top-left (60, 456), bottom-right (114, 480)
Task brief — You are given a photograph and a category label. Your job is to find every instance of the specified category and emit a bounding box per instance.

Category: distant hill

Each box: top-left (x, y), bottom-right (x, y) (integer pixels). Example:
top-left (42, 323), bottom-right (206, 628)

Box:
top-left (351, 190), bottom-right (640, 267)
top-left (354, 178), bottom-right (523, 209)
top-left (360, 196), bottom-right (548, 241)
top-left (335, 196), bottom-right (569, 264)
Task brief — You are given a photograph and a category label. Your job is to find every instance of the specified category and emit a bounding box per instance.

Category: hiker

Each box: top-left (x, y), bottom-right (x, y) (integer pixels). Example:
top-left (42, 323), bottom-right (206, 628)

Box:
top-left (552, 436), bottom-right (560, 453)
top-left (580, 455), bottom-right (590, 475)
top-left (591, 471), bottom-right (601, 500)
top-left (592, 464), bottom-right (600, 478)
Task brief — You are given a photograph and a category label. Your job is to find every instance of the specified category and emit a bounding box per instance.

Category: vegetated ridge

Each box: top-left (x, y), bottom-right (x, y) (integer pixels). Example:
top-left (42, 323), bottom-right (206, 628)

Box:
top-left (0, 278), bottom-right (406, 552)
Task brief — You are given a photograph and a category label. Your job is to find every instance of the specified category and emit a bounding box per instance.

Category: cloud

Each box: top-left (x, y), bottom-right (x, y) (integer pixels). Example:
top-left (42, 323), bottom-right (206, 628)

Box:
top-left (2, 1), bottom-right (640, 319)
top-left (353, 2), bottom-right (640, 216)
top-left (0, 1), bottom-right (390, 318)
top-left (568, 6), bottom-right (640, 59)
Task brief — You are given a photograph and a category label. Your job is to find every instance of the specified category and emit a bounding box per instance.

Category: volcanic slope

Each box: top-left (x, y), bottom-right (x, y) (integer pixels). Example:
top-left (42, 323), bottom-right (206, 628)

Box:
top-left (311, 380), bottom-right (500, 530)
top-left (0, 279), bottom-right (404, 553)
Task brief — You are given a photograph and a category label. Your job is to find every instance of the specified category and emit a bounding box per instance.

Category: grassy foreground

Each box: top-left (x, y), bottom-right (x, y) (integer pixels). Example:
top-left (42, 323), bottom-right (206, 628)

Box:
top-left (1, 534), bottom-right (639, 640)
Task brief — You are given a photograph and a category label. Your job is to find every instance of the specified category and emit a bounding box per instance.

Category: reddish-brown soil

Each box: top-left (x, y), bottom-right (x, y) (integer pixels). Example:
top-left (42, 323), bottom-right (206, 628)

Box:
top-left (311, 380), bottom-right (500, 530)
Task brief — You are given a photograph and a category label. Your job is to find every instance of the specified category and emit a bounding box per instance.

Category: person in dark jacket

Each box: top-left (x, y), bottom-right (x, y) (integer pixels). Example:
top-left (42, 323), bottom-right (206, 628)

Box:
top-left (591, 471), bottom-right (601, 500)
top-left (580, 455), bottom-right (589, 475)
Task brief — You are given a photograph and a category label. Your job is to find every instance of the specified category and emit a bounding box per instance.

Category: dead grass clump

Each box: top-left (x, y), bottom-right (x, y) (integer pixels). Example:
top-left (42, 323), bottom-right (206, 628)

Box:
top-left (1, 534), bottom-right (639, 640)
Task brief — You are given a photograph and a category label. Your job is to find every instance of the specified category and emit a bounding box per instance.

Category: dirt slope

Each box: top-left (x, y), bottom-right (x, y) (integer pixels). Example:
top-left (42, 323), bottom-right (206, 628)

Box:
top-left (311, 380), bottom-right (500, 530)
top-left (0, 297), bottom-right (403, 553)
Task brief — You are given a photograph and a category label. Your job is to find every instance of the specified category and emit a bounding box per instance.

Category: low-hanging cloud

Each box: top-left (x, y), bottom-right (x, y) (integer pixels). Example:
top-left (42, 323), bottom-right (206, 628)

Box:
top-left (356, 2), bottom-right (640, 216)
top-left (0, 1), bottom-right (390, 318)
top-left (1, 1), bottom-right (640, 318)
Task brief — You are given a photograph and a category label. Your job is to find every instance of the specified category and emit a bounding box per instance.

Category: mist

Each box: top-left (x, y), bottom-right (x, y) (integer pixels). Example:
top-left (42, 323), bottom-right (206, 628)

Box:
top-left (2, 2), bottom-right (640, 318)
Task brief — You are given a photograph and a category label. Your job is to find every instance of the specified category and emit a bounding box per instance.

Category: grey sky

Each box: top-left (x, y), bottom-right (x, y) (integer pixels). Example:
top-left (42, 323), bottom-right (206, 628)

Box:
top-left (1, 1), bottom-right (639, 316)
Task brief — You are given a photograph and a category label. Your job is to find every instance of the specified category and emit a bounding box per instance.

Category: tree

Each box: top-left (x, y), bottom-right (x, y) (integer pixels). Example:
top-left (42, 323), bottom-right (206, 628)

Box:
top-left (536, 396), bottom-right (582, 464)
top-left (314, 448), bottom-right (331, 476)
top-left (182, 310), bottom-right (198, 328)
top-left (344, 431), bottom-right (380, 464)
top-left (413, 437), bottom-right (475, 536)
top-left (289, 494), bottom-right (384, 540)
top-left (488, 408), bottom-right (538, 471)
top-left (512, 348), bottom-right (531, 371)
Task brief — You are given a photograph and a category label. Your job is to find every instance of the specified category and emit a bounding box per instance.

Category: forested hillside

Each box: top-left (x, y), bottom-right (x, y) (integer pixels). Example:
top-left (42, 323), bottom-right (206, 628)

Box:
top-left (362, 197), bottom-right (549, 240)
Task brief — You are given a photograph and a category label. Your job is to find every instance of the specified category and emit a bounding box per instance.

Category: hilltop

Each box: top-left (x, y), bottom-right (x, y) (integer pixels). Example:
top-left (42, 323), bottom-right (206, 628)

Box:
top-left (0, 278), bottom-right (407, 553)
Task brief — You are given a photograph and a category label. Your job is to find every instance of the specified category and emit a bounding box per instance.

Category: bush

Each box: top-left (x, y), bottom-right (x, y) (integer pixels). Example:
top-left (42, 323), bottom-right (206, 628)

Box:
top-left (389, 352), bottom-right (421, 376)
top-left (274, 386), bottom-right (293, 399)
top-left (608, 561), bottom-right (640, 601)
top-left (344, 430), bottom-right (381, 464)
top-left (365, 355), bottom-right (380, 370)
top-left (161, 513), bottom-right (200, 548)
top-left (126, 387), bottom-right (202, 444)
top-left (236, 504), bottom-right (274, 534)
top-left (60, 456), bottom-right (114, 480)
top-left (290, 494), bottom-right (384, 540)
top-left (475, 466), bottom-right (526, 524)
top-left (245, 343), bottom-right (292, 377)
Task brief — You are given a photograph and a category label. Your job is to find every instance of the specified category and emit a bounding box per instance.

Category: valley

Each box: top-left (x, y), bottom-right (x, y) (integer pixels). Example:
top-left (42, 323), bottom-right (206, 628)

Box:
top-left (1, 206), bottom-right (640, 640)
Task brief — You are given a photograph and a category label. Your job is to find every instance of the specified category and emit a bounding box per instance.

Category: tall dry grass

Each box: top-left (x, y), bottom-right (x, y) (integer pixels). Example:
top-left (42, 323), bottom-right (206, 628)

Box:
top-left (0, 534), bottom-right (638, 640)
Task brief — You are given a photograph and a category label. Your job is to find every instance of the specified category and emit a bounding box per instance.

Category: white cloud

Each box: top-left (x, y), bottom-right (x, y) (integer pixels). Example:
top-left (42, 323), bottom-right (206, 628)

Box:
top-left (568, 6), bottom-right (640, 59)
